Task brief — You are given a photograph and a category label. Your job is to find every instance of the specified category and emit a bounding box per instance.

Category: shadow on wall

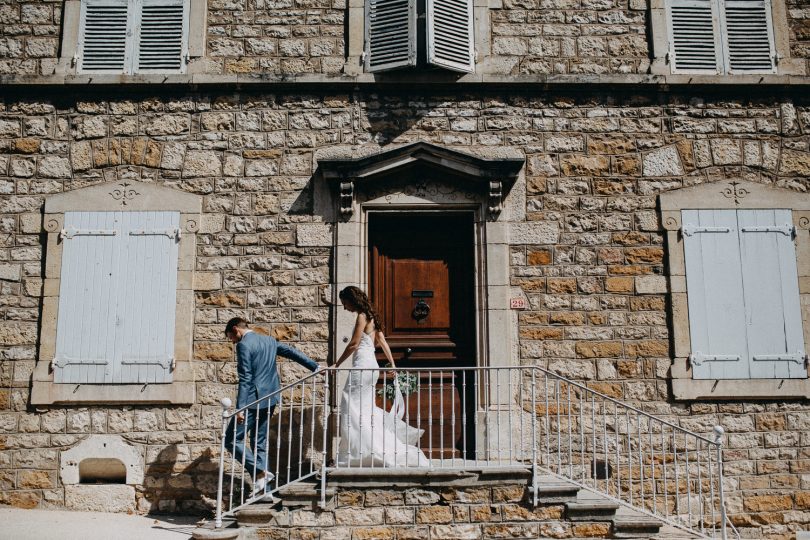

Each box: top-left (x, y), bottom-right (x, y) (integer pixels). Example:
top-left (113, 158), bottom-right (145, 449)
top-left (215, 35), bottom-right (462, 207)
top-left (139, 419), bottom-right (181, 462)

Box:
top-left (142, 404), bottom-right (327, 515)
top-left (142, 443), bottom-right (218, 515)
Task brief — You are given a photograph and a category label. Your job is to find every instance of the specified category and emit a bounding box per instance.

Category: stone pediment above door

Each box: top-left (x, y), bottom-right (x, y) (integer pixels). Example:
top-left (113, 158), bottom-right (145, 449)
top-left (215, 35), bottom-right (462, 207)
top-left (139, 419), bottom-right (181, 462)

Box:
top-left (317, 142), bottom-right (524, 219)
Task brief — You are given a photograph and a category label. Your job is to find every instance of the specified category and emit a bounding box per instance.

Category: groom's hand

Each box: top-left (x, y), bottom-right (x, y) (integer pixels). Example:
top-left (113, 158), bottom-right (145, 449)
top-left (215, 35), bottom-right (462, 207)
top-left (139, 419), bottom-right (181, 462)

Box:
top-left (236, 411), bottom-right (245, 424)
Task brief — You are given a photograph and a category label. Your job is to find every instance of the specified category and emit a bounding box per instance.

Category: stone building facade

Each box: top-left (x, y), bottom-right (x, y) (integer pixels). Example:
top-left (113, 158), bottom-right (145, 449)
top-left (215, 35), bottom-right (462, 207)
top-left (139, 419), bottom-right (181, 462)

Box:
top-left (0, 0), bottom-right (810, 537)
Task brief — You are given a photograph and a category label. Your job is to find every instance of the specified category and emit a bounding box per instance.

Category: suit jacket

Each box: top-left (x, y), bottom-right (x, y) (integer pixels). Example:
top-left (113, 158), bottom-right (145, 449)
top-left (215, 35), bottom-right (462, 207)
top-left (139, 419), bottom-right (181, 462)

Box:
top-left (236, 332), bottom-right (319, 409)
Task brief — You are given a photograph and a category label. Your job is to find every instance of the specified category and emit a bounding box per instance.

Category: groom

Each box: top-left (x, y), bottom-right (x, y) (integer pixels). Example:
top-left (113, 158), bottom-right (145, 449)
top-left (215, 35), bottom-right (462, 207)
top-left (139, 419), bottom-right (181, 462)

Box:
top-left (224, 317), bottom-right (320, 497)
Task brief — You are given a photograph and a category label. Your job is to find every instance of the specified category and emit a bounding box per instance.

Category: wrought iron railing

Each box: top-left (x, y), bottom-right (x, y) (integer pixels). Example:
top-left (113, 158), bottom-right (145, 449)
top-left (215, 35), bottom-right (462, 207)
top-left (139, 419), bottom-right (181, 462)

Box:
top-left (215, 365), bottom-right (735, 539)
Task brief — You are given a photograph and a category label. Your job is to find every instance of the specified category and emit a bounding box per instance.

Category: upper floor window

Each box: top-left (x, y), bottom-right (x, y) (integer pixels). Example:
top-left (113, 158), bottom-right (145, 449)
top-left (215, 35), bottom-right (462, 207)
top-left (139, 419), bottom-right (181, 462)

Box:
top-left (78, 0), bottom-right (189, 74)
top-left (666, 0), bottom-right (776, 74)
top-left (365, 0), bottom-right (474, 73)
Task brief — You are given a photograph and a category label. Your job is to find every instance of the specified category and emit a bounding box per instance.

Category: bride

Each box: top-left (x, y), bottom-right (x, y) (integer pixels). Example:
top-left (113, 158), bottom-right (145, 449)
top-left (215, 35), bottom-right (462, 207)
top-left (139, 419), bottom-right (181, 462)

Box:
top-left (333, 286), bottom-right (430, 467)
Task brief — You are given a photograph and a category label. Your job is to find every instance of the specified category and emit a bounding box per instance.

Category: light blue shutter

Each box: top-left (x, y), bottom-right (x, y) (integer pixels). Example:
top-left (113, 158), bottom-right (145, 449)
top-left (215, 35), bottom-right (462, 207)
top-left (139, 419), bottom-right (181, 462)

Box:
top-left (54, 212), bottom-right (120, 383)
top-left (682, 209), bottom-right (749, 379)
top-left (115, 211), bottom-right (179, 383)
top-left (54, 211), bottom-right (179, 384)
top-left (365, 0), bottom-right (417, 72)
top-left (135, 0), bottom-right (189, 73)
top-left (426, 0), bottom-right (474, 73)
top-left (78, 0), bottom-right (132, 73)
top-left (721, 0), bottom-right (776, 73)
top-left (738, 209), bottom-right (806, 379)
top-left (667, 0), bottom-right (722, 73)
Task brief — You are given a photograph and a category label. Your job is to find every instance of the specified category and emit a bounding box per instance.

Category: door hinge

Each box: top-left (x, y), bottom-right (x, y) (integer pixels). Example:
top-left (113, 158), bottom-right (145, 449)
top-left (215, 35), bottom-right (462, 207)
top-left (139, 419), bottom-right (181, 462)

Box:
top-left (682, 225), bottom-right (732, 237)
top-left (60, 228), bottom-right (117, 240)
top-left (689, 352), bottom-right (740, 367)
top-left (52, 355), bottom-right (109, 368)
top-left (121, 355), bottom-right (174, 369)
top-left (740, 224), bottom-right (795, 237)
top-left (129, 228), bottom-right (181, 240)
top-left (752, 352), bottom-right (804, 364)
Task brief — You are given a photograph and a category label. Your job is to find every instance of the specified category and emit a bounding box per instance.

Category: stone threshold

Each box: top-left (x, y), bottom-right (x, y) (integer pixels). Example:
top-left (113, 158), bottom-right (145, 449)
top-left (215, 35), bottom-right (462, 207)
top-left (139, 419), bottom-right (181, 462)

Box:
top-left (1, 73), bottom-right (810, 88)
top-left (326, 466), bottom-right (533, 488)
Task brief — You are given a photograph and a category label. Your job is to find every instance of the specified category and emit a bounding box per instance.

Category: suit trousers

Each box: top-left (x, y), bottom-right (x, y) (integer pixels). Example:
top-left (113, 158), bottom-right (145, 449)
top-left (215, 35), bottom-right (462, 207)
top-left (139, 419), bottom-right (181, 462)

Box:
top-left (224, 405), bottom-right (276, 481)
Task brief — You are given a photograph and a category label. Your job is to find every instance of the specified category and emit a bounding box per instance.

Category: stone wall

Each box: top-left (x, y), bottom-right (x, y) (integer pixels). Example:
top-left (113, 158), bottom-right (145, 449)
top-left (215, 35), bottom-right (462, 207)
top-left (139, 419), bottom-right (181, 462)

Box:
top-left (0, 0), bottom-right (61, 76)
top-left (0, 88), bottom-right (809, 538)
top-left (491, 0), bottom-right (649, 75)
top-left (1, 0), bottom-right (810, 76)
top-left (205, 0), bottom-right (345, 75)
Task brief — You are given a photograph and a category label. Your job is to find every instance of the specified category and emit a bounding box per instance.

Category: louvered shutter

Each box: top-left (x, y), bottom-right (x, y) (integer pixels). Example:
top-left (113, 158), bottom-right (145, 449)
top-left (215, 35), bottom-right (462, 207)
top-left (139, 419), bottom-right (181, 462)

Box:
top-left (78, 0), bottom-right (131, 73)
top-left (721, 0), bottom-right (776, 73)
top-left (667, 0), bottom-right (722, 73)
top-left (53, 211), bottom-right (179, 384)
top-left (737, 210), bottom-right (806, 379)
top-left (365, 0), bottom-right (417, 72)
top-left (682, 210), bottom-right (750, 379)
top-left (135, 0), bottom-right (188, 72)
top-left (426, 0), bottom-right (474, 73)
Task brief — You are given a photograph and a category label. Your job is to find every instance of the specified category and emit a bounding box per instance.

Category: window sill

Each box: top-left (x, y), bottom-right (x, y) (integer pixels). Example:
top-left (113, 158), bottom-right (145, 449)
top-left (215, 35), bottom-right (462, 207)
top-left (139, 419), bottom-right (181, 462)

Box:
top-left (672, 377), bottom-right (810, 401)
top-left (31, 363), bottom-right (195, 405)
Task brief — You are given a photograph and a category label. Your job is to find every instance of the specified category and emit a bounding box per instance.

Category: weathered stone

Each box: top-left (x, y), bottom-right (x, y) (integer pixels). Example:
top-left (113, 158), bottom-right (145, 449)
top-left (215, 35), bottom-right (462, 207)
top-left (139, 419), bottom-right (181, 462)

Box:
top-left (145, 115), bottom-right (190, 136)
top-left (635, 275), bottom-right (667, 294)
top-left (296, 224), bottom-right (332, 247)
top-left (38, 156), bottom-right (71, 178)
top-left (576, 341), bottom-right (622, 358)
top-left (642, 145), bottom-right (683, 176)
top-left (183, 151), bottom-right (222, 177)
top-left (511, 222), bottom-right (560, 244)
top-left (65, 485), bottom-right (136, 513)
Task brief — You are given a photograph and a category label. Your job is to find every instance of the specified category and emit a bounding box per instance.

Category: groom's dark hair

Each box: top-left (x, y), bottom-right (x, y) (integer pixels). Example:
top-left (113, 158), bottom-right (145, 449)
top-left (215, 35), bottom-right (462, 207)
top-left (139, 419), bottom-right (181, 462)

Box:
top-left (225, 317), bottom-right (249, 336)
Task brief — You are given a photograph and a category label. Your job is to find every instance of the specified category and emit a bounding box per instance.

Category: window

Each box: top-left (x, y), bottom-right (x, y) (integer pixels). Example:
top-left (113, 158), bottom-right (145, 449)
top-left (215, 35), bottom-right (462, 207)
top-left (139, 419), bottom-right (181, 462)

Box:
top-left (78, 0), bottom-right (189, 74)
top-left (682, 209), bottom-right (805, 379)
top-left (666, 0), bottom-right (775, 74)
top-left (53, 211), bottom-right (180, 384)
top-left (32, 181), bottom-right (201, 405)
top-left (365, 0), bottom-right (474, 73)
top-left (661, 181), bottom-right (810, 400)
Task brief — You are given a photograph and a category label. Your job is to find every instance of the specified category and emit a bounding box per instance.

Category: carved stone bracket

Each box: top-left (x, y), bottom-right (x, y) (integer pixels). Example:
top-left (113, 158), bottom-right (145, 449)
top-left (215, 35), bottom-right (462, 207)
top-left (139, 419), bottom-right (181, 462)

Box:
top-left (488, 180), bottom-right (503, 217)
top-left (339, 180), bottom-right (354, 218)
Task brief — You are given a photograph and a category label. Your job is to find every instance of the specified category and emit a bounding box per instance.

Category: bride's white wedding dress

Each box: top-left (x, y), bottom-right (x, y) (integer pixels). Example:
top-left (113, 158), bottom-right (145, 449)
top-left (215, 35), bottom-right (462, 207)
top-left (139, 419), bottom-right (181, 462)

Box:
top-left (337, 332), bottom-right (430, 467)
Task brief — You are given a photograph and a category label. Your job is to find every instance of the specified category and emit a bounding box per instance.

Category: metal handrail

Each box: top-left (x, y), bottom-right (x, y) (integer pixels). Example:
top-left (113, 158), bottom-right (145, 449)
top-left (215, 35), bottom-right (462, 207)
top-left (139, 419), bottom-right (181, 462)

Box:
top-left (214, 364), bottom-right (736, 539)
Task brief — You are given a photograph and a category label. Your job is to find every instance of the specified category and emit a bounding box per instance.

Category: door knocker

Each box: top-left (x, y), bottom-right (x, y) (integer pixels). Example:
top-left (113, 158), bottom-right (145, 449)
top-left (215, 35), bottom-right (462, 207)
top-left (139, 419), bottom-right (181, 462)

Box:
top-left (412, 299), bottom-right (430, 322)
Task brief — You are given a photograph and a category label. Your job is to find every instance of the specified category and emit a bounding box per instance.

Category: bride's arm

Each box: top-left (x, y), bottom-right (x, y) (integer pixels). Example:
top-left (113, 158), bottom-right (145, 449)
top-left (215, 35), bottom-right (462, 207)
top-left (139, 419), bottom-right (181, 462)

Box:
top-left (334, 314), bottom-right (366, 367)
top-left (375, 331), bottom-right (396, 369)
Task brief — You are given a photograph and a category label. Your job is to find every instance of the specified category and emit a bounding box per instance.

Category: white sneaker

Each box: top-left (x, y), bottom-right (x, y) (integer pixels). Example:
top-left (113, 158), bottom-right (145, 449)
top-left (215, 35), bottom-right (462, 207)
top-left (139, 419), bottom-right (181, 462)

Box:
top-left (251, 472), bottom-right (276, 498)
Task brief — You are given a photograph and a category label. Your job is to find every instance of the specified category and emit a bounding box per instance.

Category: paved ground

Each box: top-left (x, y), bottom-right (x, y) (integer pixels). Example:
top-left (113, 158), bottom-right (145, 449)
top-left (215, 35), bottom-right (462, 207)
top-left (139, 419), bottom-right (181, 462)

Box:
top-left (0, 507), bottom-right (203, 540)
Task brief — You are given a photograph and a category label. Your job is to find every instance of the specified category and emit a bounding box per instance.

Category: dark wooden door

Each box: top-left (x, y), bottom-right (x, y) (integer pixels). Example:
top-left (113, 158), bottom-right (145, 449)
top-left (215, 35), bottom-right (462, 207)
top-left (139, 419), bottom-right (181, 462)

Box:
top-left (369, 213), bottom-right (476, 459)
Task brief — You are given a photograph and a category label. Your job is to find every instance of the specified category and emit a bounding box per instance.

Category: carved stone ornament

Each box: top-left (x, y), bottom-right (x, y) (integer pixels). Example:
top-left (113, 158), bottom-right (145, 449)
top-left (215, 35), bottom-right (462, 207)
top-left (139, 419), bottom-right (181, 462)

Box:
top-left (720, 181), bottom-right (750, 205)
top-left (339, 181), bottom-right (354, 218)
top-left (318, 142), bottom-right (524, 220)
top-left (109, 182), bottom-right (141, 207)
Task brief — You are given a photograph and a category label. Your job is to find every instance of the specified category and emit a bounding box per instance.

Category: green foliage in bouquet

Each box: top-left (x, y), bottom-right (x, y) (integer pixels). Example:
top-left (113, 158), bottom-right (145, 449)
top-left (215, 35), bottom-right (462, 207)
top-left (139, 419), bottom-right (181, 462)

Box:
top-left (377, 371), bottom-right (419, 400)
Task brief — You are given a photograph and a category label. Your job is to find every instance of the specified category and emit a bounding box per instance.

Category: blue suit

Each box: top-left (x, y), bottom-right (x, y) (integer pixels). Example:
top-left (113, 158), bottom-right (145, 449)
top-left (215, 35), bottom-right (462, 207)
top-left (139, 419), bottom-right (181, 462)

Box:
top-left (235, 331), bottom-right (319, 409)
top-left (226, 331), bottom-right (319, 478)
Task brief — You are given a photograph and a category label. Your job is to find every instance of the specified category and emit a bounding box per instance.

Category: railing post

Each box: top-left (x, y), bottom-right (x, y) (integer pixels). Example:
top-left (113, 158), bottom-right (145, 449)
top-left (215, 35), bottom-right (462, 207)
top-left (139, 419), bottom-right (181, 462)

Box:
top-left (215, 397), bottom-right (232, 529)
top-left (531, 369), bottom-right (538, 506)
top-left (320, 369), bottom-right (329, 509)
top-left (713, 425), bottom-right (727, 540)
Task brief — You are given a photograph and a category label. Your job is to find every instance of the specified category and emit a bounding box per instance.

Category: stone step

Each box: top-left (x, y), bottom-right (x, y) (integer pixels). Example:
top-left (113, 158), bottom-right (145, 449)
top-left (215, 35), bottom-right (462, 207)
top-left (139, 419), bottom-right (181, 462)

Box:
top-left (566, 500), bottom-right (621, 521)
top-left (234, 500), bottom-right (282, 527)
top-left (531, 480), bottom-right (581, 503)
top-left (277, 483), bottom-right (336, 508)
top-left (612, 515), bottom-right (664, 538)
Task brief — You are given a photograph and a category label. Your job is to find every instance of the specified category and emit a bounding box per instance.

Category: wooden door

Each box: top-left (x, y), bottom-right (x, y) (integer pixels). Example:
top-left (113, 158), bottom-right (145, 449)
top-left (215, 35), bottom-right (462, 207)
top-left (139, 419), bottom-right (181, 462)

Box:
top-left (369, 212), bottom-right (476, 458)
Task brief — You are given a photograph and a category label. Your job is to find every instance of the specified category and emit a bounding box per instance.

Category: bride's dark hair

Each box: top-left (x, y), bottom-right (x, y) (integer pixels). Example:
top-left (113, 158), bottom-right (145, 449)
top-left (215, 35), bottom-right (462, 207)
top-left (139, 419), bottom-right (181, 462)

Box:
top-left (339, 286), bottom-right (384, 332)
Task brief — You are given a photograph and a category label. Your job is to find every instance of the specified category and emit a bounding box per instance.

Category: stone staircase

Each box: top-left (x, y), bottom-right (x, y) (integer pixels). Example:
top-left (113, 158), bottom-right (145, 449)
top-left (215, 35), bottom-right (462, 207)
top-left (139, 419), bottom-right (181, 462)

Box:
top-left (191, 469), bottom-right (700, 540)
